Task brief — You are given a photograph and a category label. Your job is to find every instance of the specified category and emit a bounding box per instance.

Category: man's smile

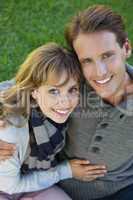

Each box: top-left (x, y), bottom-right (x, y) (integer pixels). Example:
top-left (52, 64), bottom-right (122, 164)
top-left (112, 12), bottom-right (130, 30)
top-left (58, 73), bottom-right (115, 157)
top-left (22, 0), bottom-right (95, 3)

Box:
top-left (94, 75), bottom-right (113, 85)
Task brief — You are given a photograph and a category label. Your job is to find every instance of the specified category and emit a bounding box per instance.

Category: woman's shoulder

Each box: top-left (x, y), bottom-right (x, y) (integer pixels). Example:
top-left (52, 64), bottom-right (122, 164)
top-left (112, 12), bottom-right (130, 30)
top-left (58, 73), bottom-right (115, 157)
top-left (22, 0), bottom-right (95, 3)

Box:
top-left (0, 115), bottom-right (29, 144)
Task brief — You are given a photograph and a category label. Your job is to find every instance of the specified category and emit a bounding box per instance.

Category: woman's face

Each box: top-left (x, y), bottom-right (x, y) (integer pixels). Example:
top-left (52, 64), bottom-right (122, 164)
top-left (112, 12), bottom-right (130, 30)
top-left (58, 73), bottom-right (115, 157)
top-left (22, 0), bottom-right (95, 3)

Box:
top-left (32, 72), bottom-right (79, 123)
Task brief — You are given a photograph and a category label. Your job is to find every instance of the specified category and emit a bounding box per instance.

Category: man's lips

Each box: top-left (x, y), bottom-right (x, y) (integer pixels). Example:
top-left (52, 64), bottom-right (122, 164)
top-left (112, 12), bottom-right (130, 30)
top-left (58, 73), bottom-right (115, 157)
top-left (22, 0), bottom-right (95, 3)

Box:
top-left (94, 76), bottom-right (113, 85)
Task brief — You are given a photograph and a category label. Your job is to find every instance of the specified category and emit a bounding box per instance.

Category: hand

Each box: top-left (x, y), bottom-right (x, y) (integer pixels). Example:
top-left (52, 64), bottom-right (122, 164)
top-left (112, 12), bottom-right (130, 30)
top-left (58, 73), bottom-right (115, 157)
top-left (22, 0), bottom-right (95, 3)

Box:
top-left (69, 159), bottom-right (107, 182)
top-left (0, 140), bottom-right (16, 160)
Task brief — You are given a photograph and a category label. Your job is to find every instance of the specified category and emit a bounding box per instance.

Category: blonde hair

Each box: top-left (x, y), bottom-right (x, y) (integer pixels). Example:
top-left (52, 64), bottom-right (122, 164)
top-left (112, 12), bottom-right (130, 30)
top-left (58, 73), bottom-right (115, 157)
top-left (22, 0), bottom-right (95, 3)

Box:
top-left (0, 43), bottom-right (81, 120)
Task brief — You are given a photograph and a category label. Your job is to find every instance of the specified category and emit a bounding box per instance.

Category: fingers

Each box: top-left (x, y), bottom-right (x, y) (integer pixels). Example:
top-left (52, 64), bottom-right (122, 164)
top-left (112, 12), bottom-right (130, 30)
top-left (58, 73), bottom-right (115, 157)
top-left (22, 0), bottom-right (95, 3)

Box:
top-left (0, 149), bottom-right (15, 156)
top-left (0, 147), bottom-right (15, 161)
top-left (84, 164), bottom-right (107, 176)
top-left (87, 169), bottom-right (107, 175)
top-left (81, 165), bottom-right (107, 182)
top-left (0, 140), bottom-right (16, 150)
top-left (70, 159), bottom-right (107, 182)
top-left (85, 168), bottom-right (107, 176)
top-left (71, 159), bottom-right (106, 169)
top-left (0, 140), bottom-right (16, 160)
top-left (82, 174), bottom-right (105, 182)
top-left (0, 155), bottom-right (11, 161)
top-left (71, 159), bottom-right (90, 165)
top-left (80, 170), bottom-right (106, 182)
top-left (84, 164), bottom-right (106, 171)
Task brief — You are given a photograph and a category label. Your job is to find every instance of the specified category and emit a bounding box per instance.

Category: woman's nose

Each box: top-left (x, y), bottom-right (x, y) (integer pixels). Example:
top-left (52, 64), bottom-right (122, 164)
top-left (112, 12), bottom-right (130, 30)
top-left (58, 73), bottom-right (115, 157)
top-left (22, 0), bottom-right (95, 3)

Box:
top-left (57, 95), bottom-right (71, 107)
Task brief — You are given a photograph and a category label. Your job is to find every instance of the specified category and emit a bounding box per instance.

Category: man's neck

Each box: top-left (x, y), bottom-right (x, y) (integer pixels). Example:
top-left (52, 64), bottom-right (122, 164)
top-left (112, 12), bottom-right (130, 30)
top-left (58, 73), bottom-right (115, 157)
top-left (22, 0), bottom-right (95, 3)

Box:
top-left (104, 72), bottom-right (132, 106)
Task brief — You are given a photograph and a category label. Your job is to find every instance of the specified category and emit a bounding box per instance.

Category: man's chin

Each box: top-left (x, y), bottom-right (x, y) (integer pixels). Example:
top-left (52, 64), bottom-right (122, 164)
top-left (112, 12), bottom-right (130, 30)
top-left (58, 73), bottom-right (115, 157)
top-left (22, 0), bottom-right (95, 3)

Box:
top-left (97, 90), bottom-right (115, 100)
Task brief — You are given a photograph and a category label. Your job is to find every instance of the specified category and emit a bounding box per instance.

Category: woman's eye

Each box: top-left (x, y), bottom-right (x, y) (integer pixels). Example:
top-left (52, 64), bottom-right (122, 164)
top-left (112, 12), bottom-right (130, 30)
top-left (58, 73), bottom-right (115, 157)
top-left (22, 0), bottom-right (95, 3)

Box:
top-left (69, 87), bottom-right (79, 95)
top-left (48, 89), bottom-right (59, 95)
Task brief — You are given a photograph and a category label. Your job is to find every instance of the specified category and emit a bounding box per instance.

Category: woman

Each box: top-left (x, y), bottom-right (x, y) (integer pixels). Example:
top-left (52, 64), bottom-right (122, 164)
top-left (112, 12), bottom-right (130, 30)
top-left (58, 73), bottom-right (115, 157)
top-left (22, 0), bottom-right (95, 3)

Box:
top-left (0, 43), bottom-right (92, 200)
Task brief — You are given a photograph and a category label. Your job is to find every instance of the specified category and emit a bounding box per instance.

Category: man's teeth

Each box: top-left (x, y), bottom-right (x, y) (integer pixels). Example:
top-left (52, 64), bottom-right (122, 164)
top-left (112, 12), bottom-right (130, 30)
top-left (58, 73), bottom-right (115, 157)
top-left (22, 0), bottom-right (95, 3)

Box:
top-left (96, 77), bottom-right (111, 84)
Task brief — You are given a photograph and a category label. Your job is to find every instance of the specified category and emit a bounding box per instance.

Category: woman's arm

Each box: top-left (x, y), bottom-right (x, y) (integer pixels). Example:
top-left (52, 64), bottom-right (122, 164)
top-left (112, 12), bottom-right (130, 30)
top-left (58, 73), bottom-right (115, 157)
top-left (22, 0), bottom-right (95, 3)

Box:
top-left (0, 79), bottom-right (17, 159)
top-left (0, 124), bottom-right (107, 195)
top-left (0, 124), bottom-right (72, 195)
top-left (0, 158), bottom-right (72, 194)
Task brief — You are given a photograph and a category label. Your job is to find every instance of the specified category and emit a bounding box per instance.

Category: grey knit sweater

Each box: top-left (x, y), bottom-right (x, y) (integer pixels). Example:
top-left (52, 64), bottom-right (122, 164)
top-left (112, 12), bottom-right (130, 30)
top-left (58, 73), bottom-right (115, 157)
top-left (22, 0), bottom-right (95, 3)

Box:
top-left (59, 64), bottom-right (133, 200)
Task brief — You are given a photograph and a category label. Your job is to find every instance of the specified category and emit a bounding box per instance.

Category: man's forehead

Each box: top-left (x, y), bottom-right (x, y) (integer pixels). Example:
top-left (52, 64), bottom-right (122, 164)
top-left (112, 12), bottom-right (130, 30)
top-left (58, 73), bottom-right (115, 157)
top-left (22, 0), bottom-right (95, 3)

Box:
top-left (73, 31), bottom-right (119, 59)
top-left (74, 31), bottom-right (117, 46)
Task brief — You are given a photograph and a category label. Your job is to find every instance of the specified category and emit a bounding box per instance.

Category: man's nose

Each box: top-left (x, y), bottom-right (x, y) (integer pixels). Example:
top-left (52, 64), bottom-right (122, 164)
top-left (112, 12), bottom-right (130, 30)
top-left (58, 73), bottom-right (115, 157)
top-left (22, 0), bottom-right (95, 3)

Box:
top-left (95, 61), bottom-right (108, 77)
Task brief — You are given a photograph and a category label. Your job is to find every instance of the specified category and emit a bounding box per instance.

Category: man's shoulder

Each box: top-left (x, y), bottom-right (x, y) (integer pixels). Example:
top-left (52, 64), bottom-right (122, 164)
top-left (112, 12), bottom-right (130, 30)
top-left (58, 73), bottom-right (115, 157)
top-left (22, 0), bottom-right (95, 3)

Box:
top-left (0, 79), bottom-right (15, 91)
top-left (126, 63), bottom-right (133, 79)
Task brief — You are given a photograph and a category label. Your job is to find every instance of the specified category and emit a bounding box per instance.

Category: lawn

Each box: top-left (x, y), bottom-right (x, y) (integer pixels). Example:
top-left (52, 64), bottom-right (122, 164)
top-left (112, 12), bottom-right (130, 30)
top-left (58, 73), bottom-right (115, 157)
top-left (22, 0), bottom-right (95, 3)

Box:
top-left (0, 0), bottom-right (133, 81)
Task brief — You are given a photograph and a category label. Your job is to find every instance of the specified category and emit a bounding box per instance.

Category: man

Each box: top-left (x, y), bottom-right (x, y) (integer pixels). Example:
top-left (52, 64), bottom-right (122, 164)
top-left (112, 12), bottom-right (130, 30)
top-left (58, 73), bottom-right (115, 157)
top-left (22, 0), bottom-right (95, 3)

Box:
top-left (0, 4), bottom-right (133, 200)
top-left (58, 5), bottom-right (133, 200)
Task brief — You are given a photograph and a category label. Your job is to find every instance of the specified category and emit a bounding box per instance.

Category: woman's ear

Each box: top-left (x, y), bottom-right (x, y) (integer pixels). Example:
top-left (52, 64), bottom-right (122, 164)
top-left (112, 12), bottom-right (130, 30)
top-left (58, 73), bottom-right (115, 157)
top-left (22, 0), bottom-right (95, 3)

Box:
top-left (31, 89), bottom-right (38, 100)
top-left (123, 38), bottom-right (132, 58)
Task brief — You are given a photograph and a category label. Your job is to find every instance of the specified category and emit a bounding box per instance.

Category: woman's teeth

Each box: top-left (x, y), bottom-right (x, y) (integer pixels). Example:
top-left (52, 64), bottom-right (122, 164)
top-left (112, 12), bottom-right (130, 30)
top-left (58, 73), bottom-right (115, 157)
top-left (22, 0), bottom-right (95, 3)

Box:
top-left (55, 109), bottom-right (70, 114)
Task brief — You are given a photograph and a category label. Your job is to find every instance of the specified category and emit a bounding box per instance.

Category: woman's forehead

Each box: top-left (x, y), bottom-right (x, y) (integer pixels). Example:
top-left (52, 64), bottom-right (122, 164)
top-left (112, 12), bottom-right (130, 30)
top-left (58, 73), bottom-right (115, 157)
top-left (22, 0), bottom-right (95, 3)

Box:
top-left (46, 70), bottom-right (68, 85)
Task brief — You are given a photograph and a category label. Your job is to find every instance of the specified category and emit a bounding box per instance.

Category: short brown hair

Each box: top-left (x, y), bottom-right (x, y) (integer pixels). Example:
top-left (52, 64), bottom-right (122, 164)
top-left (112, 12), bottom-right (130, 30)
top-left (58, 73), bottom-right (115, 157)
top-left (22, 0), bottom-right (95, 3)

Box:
top-left (65, 5), bottom-right (127, 48)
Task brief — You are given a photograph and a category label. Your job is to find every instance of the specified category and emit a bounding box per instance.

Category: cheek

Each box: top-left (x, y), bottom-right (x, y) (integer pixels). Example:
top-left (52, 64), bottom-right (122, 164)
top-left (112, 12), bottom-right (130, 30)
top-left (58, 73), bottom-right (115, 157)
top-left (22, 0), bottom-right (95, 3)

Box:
top-left (37, 98), bottom-right (52, 116)
top-left (71, 96), bottom-right (79, 108)
top-left (109, 54), bottom-right (125, 72)
top-left (110, 59), bottom-right (125, 76)
top-left (82, 65), bottom-right (93, 79)
top-left (36, 96), bottom-right (50, 110)
top-left (73, 99), bottom-right (79, 107)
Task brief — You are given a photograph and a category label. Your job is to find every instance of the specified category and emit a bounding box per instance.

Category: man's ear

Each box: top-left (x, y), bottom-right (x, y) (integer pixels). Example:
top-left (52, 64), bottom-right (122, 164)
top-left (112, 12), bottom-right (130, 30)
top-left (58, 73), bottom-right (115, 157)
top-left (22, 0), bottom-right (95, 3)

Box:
top-left (123, 38), bottom-right (132, 58)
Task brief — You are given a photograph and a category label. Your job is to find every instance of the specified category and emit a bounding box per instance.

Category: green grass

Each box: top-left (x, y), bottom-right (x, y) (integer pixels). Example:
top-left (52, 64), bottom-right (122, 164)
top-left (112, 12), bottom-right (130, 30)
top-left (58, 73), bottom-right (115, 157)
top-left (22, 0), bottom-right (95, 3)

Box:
top-left (0, 0), bottom-right (133, 81)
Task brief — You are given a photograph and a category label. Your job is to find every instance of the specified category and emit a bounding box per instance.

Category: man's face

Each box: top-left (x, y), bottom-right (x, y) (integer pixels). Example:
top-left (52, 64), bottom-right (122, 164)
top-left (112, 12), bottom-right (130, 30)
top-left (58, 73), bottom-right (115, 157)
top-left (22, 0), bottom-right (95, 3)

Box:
top-left (73, 31), bottom-right (129, 99)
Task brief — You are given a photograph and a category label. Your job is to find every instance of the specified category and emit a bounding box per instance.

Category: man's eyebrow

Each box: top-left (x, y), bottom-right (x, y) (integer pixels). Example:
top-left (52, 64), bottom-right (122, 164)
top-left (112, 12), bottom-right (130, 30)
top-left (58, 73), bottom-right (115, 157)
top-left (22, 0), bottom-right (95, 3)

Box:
top-left (102, 50), bottom-right (115, 55)
top-left (80, 57), bottom-right (92, 63)
top-left (79, 50), bottom-right (115, 63)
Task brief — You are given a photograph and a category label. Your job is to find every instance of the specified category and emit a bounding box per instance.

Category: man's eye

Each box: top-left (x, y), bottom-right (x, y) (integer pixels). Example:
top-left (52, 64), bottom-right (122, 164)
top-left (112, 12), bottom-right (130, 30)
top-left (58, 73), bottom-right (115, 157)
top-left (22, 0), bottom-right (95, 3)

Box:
top-left (48, 89), bottom-right (59, 95)
top-left (102, 53), bottom-right (113, 59)
top-left (103, 54), bottom-right (109, 59)
top-left (82, 58), bottom-right (92, 65)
